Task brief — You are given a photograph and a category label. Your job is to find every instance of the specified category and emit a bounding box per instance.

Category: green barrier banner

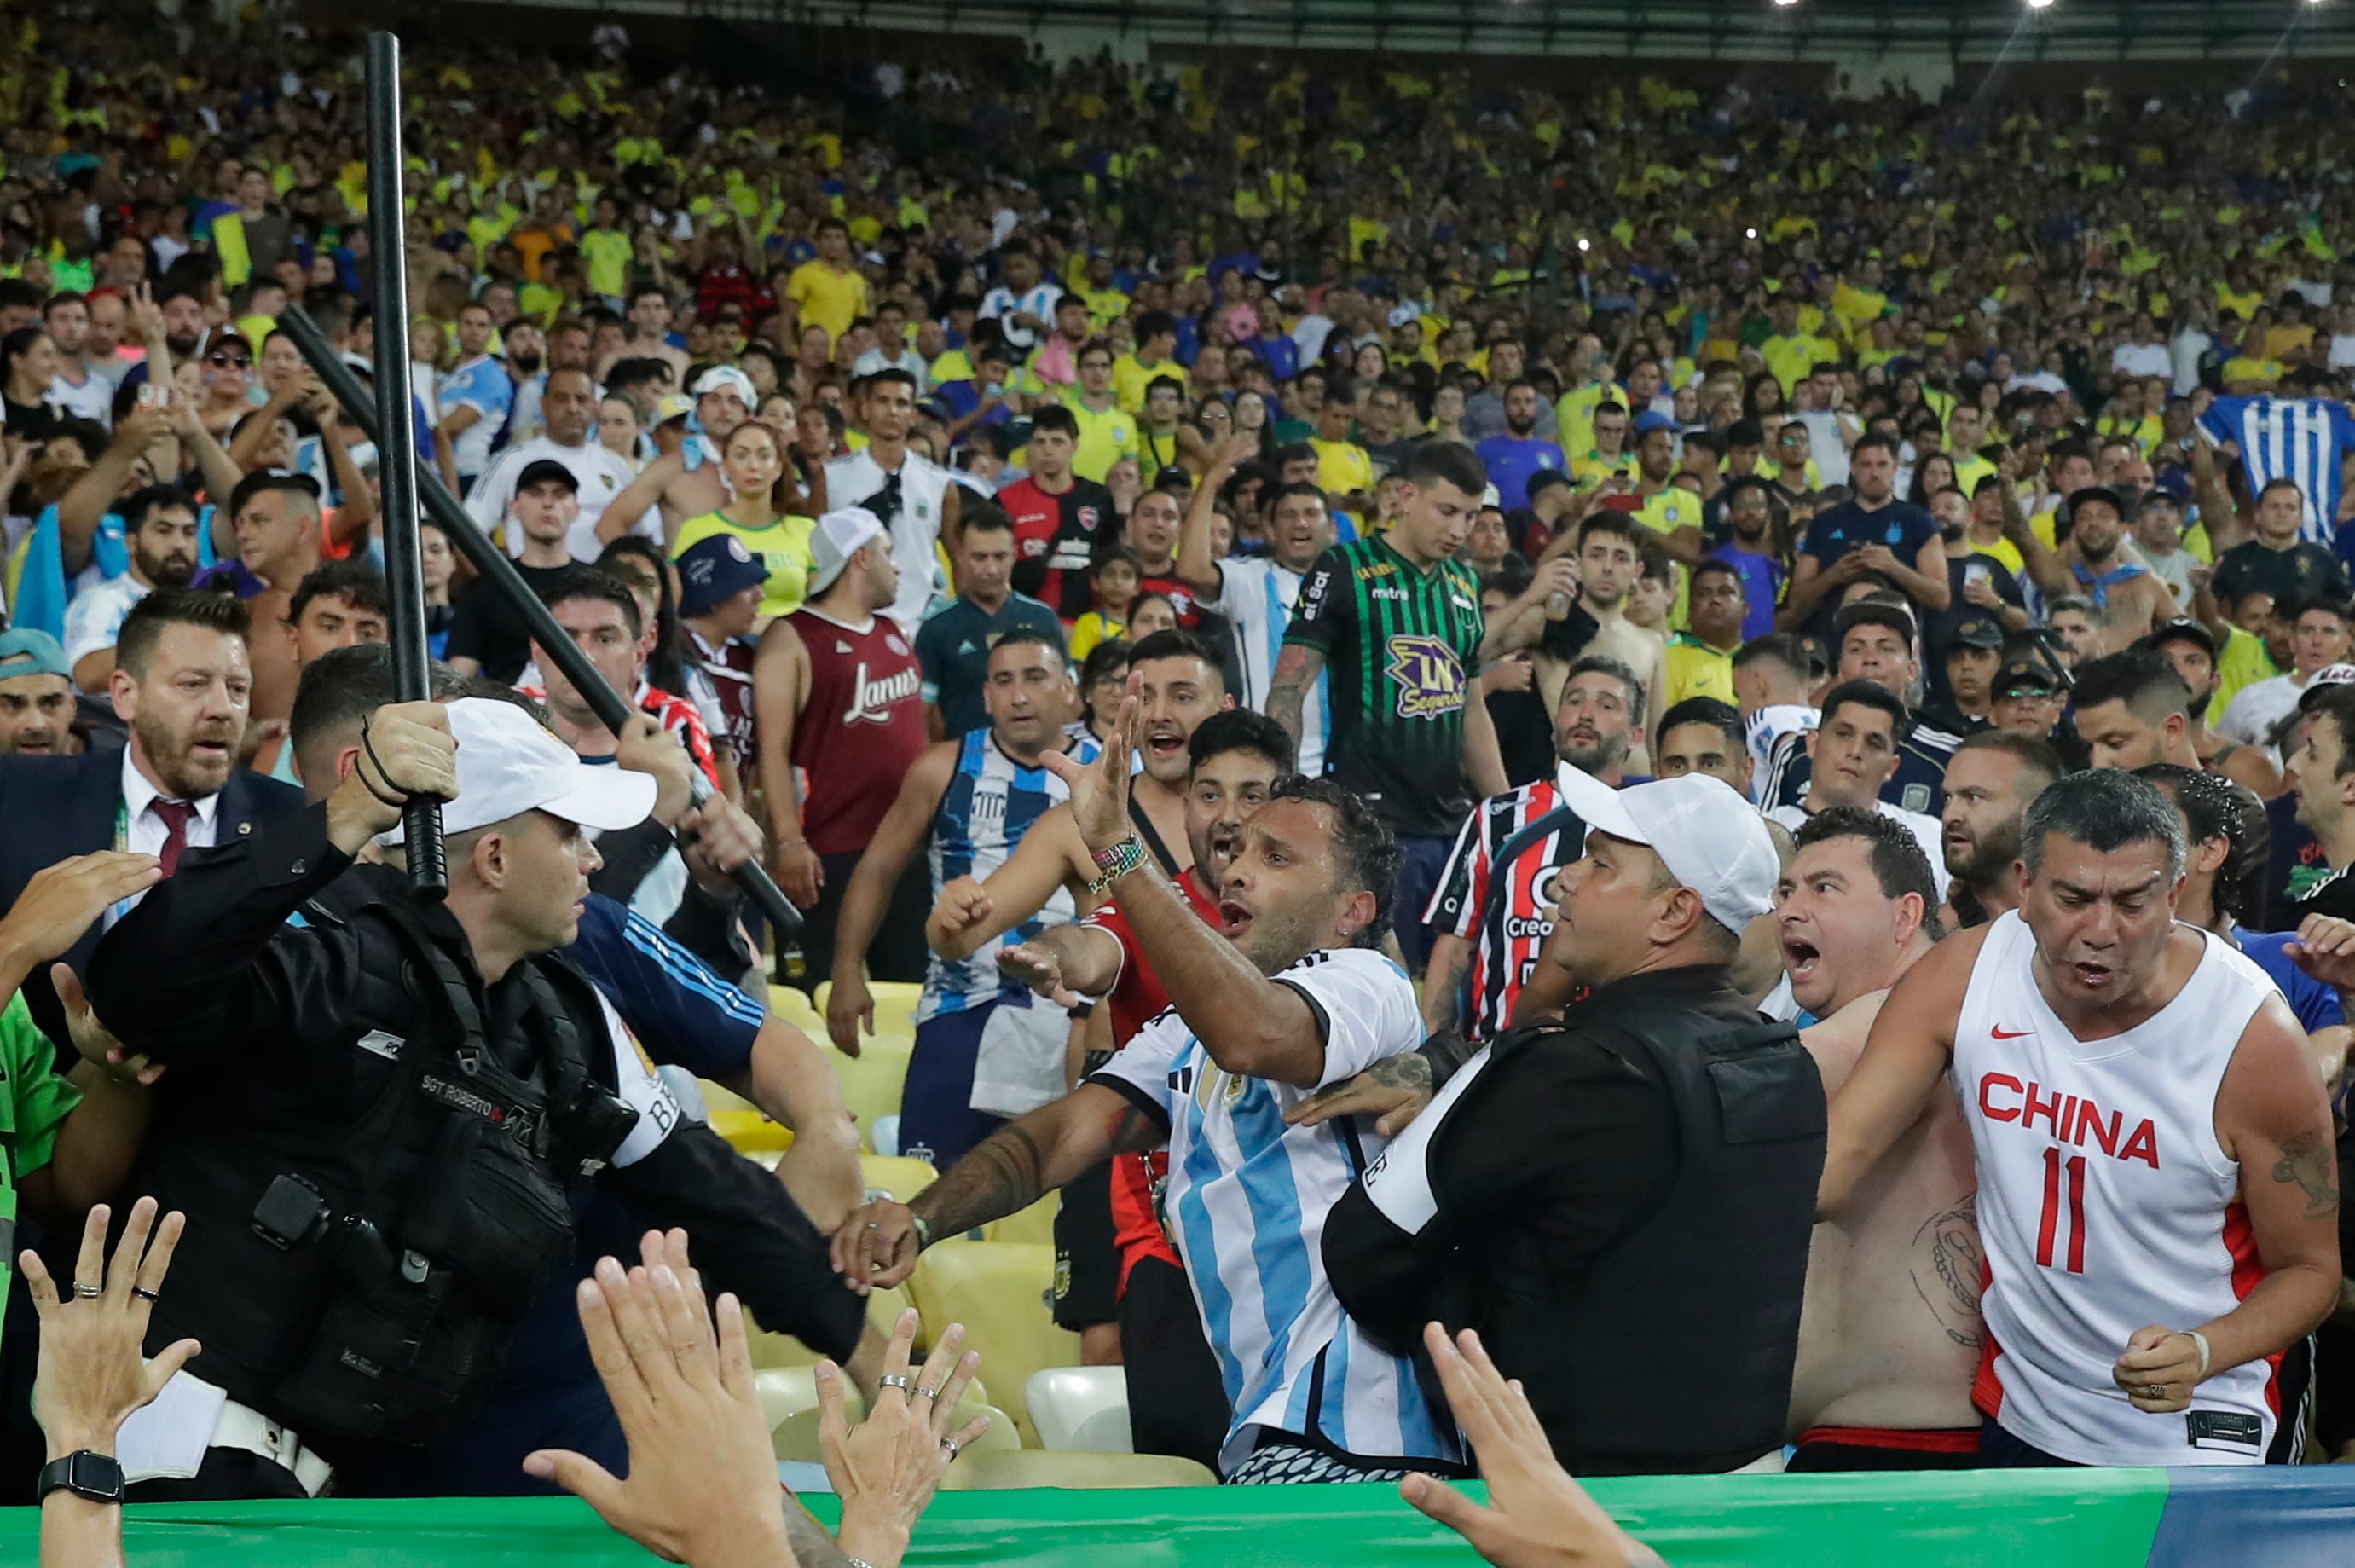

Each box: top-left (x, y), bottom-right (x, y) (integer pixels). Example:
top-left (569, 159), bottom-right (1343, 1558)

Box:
top-left (0, 1469), bottom-right (2185, 1567)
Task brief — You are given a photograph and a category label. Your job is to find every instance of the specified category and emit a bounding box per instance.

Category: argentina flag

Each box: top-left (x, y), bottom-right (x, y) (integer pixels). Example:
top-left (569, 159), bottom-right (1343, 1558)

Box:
top-left (2200, 395), bottom-right (2355, 546)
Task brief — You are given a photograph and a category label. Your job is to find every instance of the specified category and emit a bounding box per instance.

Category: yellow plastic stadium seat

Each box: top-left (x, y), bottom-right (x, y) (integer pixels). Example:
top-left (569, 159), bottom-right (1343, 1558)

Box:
top-left (983, 1191), bottom-right (1059, 1247)
top-left (903, 1242), bottom-right (1079, 1444)
top-left (699, 1078), bottom-right (756, 1115)
top-left (817, 979), bottom-right (923, 1040)
top-left (939, 1449), bottom-right (1217, 1490)
top-left (1025, 1366), bottom-right (1133, 1453)
top-left (767, 984), bottom-right (825, 1037)
top-left (859, 1154), bottom-right (939, 1206)
top-left (831, 1038), bottom-right (913, 1152)
top-left (755, 1368), bottom-right (1015, 1463)
top-left (710, 1110), bottom-right (791, 1154)
top-left (745, 1282), bottom-right (913, 1368)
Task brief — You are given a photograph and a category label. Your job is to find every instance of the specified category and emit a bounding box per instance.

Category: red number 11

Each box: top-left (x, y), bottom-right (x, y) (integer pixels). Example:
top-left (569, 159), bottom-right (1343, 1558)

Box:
top-left (2037, 1146), bottom-right (2087, 1273)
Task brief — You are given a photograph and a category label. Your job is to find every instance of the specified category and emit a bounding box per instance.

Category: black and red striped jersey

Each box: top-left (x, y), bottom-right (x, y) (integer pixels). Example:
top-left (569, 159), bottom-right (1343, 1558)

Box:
top-left (1423, 771), bottom-right (1587, 1042)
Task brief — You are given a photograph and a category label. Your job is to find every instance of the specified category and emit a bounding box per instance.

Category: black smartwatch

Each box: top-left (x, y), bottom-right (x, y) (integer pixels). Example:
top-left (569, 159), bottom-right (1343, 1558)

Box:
top-left (38, 1450), bottom-right (125, 1506)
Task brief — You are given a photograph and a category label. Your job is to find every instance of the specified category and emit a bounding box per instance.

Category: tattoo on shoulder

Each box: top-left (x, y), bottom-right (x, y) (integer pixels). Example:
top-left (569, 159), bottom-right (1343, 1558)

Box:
top-left (2272, 1133), bottom-right (2341, 1218)
top-left (1908, 1194), bottom-right (1986, 1350)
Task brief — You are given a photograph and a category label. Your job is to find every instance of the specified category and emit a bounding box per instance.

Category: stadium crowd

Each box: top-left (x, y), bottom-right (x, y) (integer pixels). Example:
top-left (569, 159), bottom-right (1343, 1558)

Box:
top-left (0, 4), bottom-right (2352, 1563)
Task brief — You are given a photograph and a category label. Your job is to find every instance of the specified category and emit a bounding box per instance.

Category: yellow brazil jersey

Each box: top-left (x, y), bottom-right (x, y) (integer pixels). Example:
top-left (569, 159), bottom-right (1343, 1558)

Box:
top-left (579, 228), bottom-right (633, 300)
top-left (2213, 624), bottom-right (2280, 715)
top-left (1554, 380), bottom-right (1623, 456)
top-left (1663, 634), bottom-right (1736, 708)
top-left (1969, 537), bottom-right (2026, 576)
top-left (1065, 398), bottom-right (1139, 483)
top-left (1953, 454), bottom-right (1999, 497)
top-left (1570, 448), bottom-right (1637, 486)
top-left (783, 260), bottom-right (866, 348)
top-left (2220, 356), bottom-right (2282, 388)
top-left (1637, 487), bottom-right (1705, 628)
top-left (1114, 353), bottom-right (1187, 414)
top-left (1761, 333), bottom-right (1829, 394)
top-left (669, 511), bottom-right (816, 622)
top-left (1311, 438), bottom-right (1375, 498)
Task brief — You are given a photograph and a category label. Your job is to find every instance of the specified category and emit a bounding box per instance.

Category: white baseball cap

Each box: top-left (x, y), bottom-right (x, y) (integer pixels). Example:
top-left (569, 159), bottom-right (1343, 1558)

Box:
top-left (1551, 766), bottom-right (1779, 934)
top-left (807, 506), bottom-right (886, 595)
top-left (379, 697), bottom-right (657, 844)
top-left (691, 365), bottom-right (756, 408)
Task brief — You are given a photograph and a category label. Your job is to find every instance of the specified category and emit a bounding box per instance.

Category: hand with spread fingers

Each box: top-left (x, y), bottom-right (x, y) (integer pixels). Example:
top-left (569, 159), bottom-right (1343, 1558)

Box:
top-left (24, 1197), bottom-right (200, 1461)
top-left (522, 1229), bottom-right (790, 1568)
top-left (817, 1307), bottom-right (990, 1568)
top-left (1398, 1323), bottom-right (1662, 1568)
top-left (0, 853), bottom-right (160, 991)
top-left (1040, 676), bottom-right (1138, 858)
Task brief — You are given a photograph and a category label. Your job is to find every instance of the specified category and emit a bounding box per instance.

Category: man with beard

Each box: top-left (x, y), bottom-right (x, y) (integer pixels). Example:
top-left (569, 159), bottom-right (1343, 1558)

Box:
top-left (1930, 487), bottom-right (2026, 689)
top-left (837, 732), bottom-right (1465, 1484)
top-left (2138, 616), bottom-right (2282, 796)
top-left (987, 710), bottom-right (1293, 1470)
top-left (1779, 808), bottom-right (1985, 1471)
top-left (1178, 437), bottom-right (1336, 774)
top-left (1421, 656), bottom-right (1646, 1044)
top-left (2063, 485), bottom-right (2179, 655)
top-left (2074, 651), bottom-right (2286, 815)
top-left (0, 590), bottom-right (302, 1038)
top-left (0, 631), bottom-right (78, 756)
top-left (1938, 730), bottom-right (2063, 929)
top-left (1473, 379), bottom-right (1566, 512)
top-left (119, 279), bottom-right (206, 397)
top-left (1781, 434), bottom-right (1948, 639)
top-left (62, 483), bottom-right (201, 692)
top-left (1709, 477), bottom-right (1791, 643)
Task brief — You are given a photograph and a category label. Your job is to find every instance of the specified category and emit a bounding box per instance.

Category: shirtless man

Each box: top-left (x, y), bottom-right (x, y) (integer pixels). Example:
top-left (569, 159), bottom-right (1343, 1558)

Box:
top-left (928, 629), bottom-right (1234, 966)
top-left (1821, 770), bottom-right (2338, 1467)
top-left (1530, 512), bottom-right (1665, 771)
top-left (2059, 486), bottom-right (2179, 656)
top-left (1777, 807), bottom-right (1984, 1472)
top-left (599, 365), bottom-right (757, 538)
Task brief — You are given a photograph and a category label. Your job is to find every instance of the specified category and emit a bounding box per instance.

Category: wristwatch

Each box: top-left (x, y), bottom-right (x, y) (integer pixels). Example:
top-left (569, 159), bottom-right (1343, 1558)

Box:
top-left (38, 1450), bottom-right (125, 1506)
top-left (1085, 836), bottom-right (1146, 894)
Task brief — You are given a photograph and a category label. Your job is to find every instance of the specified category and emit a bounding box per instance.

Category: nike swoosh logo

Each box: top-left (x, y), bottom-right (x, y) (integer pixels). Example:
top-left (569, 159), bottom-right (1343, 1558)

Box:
top-left (1991, 1027), bottom-right (2034, 1039)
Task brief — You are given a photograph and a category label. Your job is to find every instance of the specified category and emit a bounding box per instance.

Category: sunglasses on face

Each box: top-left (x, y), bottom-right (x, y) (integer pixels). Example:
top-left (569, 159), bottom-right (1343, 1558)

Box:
top-left (208, 349), bottom-right (251, 367)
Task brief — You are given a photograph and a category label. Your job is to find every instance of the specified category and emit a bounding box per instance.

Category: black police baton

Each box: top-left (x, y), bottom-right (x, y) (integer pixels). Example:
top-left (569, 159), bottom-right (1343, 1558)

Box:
top-left (277, 316), bottom-right (807, 940)
top-left (363, 32), bottom-right (446, 898)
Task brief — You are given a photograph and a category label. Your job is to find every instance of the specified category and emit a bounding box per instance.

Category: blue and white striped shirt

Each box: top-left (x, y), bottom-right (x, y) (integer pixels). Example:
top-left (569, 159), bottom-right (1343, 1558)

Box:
top-left (921, 730), bottom-right (1098, 1023)
top-left (1092, 947), bottom-right (1461, 1473)
top-left (1206, 556), bottom-right (1328, 778)
top-left (2201, 395), bottom-right (2355, 545)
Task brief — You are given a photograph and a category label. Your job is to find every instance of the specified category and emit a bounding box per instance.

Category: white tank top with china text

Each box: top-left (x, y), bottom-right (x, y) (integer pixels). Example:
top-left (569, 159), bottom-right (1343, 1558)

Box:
top-left (1953, 911), bottom-right (2283, 1466)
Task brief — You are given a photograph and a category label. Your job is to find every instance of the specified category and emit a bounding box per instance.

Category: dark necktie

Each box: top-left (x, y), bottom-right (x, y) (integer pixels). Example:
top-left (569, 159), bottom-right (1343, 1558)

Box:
top-left (149, 799), bottom-right (197, 877)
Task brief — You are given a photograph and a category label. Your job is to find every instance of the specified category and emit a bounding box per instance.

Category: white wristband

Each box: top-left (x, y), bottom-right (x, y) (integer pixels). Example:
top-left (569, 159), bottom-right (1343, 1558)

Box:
top-left (2185, 1328), bottom-right (2212, 1381)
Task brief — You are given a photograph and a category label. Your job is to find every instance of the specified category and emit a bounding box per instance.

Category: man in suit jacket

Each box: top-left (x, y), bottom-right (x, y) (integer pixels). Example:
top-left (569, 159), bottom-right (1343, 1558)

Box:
top-left (0, 589), bottom-right (302, 1044)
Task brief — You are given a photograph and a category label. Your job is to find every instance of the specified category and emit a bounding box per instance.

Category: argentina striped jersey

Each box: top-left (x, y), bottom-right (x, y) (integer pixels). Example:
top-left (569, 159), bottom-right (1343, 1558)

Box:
top-left (2201, 396), bottom-right (2355, 545)
top-left (1089, 947), bottom-right (1464, 1474)
top-left (1203, 555), bottom-right (1329, 777)
top-left (920, 729), bottom-right (1100, 1023)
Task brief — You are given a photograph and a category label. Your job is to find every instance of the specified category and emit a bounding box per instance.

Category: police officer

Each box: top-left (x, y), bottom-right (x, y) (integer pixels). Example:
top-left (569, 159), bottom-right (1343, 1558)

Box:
top-left (87, 697), bottom-right (865, 1500)
top-left (1321, 769), bottom-right (1826, 1476)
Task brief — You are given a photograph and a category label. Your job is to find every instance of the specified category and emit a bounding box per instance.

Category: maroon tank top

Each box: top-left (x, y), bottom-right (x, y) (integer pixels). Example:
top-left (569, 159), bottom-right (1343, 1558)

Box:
top-left (789, 608), bottom-right (926, 854)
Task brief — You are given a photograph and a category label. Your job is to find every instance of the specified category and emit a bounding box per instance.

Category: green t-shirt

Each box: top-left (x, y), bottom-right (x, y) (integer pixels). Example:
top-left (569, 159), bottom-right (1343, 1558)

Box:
top-left (1283, 534), bottom-right (1486, 837)
top-left (579, 228), bottom-right (634, 300)
top-left (0, 992), bottom-right (81, 1320)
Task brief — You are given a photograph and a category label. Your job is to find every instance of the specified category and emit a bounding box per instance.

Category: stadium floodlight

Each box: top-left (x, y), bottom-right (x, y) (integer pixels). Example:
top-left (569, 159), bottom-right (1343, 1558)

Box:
top-left (2026, 0), bottom-right (2054, 9)
top-left (1772, 0), bottom-right (1800, 9)
top-left (1577, 237), bottom-right (1592, 252)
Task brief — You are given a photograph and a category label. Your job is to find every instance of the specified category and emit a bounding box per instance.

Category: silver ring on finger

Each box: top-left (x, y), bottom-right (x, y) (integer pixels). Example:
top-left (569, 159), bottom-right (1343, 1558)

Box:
top-left (940, 1438), bottom-right (962, 1461)
top-left (2146, 1383), bottom-right (2165, 1400)
top-left (72, 1283), bottom-right (102, 1299)
top-left (877, 1374), bottom-right (912, 1392)
top-left (915, 1384), bottom-right (942, 1402)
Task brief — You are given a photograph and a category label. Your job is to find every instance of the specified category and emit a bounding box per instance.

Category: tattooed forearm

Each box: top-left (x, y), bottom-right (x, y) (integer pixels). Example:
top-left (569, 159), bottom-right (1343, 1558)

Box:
top-left (1368, 1052), bottom-right (1434, 1095)
top-left (913, 1123), bottom-right (1047, 1237)
top-left (1108, 1105), bottom-right (1164, 1156)
top-left (2272, 1133), bottom-right (2341, 1218)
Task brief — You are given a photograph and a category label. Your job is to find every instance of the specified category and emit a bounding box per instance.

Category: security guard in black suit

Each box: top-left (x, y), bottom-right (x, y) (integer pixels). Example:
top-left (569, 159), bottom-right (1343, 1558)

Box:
top-left (1321, 770), bottom-right (1825, 1477)
top-left (86, 697), bottom-right (864, 1499)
